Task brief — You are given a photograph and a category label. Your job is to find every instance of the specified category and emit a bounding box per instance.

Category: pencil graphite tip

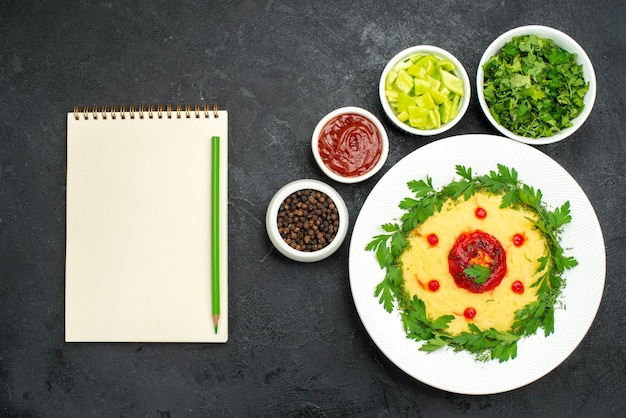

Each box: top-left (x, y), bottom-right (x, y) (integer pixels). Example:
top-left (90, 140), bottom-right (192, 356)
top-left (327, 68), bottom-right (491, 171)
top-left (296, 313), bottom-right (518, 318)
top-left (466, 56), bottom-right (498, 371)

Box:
top-left (213, 314), bottom-right (220, 334)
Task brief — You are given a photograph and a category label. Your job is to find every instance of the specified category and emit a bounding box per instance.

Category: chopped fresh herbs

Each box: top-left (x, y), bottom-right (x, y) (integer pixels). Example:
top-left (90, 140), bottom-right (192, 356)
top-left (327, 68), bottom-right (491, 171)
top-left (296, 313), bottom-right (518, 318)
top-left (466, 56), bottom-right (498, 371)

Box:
top-left (482, 35), bottom-right (589, 138)
top-left (365, 164), bottom-right (577, 362)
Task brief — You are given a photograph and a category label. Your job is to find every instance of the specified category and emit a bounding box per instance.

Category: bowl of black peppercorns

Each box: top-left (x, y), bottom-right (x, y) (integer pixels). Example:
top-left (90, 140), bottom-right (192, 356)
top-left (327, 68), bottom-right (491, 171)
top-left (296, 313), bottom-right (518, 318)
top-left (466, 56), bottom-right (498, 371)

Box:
top-left (266, 179), bottom-right (349, 262)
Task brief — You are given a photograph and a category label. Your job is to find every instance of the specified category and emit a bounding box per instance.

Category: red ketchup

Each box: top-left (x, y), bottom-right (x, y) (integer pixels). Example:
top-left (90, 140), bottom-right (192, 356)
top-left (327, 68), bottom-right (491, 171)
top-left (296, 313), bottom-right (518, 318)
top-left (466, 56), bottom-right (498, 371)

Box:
top-left (317, 113), bottom-right (382, 177)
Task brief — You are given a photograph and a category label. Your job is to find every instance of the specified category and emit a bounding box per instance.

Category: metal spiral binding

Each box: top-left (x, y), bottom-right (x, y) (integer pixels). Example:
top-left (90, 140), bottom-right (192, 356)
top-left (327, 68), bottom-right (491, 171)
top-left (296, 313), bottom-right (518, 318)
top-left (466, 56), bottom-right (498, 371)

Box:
top-left (73, 104), bottom-right (220, 120)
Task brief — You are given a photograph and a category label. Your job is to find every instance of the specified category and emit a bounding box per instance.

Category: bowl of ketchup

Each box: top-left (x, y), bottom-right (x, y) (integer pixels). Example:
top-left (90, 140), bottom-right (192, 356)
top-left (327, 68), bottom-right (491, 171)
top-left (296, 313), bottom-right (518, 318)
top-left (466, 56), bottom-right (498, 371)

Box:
top-left (312, 106), bottom-right (389, 183)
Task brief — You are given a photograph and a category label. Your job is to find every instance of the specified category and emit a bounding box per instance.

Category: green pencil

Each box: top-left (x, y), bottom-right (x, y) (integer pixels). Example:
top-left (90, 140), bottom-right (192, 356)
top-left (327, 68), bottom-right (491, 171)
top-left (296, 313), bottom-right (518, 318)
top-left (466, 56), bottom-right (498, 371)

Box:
top-left (211, 135), bottom-right (220, 333)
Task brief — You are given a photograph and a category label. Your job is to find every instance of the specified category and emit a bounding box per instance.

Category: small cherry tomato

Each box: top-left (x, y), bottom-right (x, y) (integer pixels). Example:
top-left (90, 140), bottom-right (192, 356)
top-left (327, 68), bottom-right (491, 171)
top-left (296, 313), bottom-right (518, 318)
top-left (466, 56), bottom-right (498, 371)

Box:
top-left (511, 280), bottom-right (524, 294)
top-left (463, 307), bottom-right (476, 319)
top-left (427, 233), bottom-right (439, 246)
top-left (512, 233), bottom-right (525, 247)
top-left (475, 207), bottom-right (487, 219)
top-left (428, 280), bottom-right (440, 292)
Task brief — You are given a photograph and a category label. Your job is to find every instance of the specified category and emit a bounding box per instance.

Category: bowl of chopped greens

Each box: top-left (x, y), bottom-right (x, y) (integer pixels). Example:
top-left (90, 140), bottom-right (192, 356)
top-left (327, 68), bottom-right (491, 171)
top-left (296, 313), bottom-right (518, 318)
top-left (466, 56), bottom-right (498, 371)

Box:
top-left (379, 45), bottom-right (471, 136)
top-left (477, 25), bottom-right (596, 144)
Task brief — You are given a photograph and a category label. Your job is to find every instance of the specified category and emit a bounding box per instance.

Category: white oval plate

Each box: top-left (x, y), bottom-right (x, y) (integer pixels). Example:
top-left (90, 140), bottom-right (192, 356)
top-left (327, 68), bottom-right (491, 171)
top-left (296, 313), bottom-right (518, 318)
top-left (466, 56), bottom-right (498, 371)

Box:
top-left (348, 134), bottom-right (605, 394)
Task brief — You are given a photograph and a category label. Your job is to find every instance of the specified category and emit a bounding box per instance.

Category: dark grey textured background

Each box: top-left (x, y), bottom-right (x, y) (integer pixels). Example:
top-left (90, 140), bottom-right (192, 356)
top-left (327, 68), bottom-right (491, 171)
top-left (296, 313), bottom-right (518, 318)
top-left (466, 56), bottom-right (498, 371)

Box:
top-left (1, 0), bottom-right (624, 416)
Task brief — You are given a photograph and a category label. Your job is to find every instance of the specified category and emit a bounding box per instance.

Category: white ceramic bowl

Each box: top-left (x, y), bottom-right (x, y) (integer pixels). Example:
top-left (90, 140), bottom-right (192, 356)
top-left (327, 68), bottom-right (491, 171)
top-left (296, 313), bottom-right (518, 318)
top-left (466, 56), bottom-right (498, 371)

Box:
top-left (379, 45), bottom-right (471, 136)
top-left (477, 25), bottom-right (596, 145)
top-left (311, 106), bottom-right (389, 184)
top-left (266, 179), bottom-right (349, 263)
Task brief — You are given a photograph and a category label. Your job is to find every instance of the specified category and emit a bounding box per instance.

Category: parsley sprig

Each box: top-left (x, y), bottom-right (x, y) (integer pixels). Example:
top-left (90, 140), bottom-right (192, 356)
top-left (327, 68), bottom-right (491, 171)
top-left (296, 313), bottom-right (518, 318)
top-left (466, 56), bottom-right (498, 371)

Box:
top-left (365, 164), bottom-right (578, 362)
top-left (464, 265), bottom-right (492, 285)
top-left (482, 34), bottom-right (589, 139)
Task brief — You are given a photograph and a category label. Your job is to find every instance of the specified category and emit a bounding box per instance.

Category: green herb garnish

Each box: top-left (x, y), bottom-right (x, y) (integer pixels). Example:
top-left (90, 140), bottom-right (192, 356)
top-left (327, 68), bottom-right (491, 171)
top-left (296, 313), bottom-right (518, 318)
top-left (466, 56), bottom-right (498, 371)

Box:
top-left (464, 265), bottom-right (492, 285)
top-left (366, 164), bottom-right (578, 362)
top-left (482, 35), bottom-right (589, 138)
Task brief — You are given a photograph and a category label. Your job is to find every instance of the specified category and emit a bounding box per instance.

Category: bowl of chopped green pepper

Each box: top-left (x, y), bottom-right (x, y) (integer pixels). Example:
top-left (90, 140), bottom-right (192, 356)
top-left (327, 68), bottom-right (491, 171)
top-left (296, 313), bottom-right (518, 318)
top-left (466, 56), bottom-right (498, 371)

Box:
top-left (477, 25), bottom-right (596, 144)
top-left (379, 45), bottom-right (471, 136)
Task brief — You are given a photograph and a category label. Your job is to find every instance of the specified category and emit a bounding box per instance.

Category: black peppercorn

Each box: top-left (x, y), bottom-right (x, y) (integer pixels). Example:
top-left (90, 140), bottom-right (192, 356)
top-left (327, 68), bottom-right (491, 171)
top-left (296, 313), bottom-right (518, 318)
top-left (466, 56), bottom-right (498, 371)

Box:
top-left (277, 189), bottom-right (339, 252)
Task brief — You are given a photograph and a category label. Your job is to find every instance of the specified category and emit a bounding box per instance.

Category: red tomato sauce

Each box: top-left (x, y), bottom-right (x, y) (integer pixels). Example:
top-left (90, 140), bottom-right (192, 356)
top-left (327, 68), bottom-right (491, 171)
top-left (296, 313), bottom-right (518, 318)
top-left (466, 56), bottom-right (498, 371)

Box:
top-left (317, 113), bottom-right (382, 177)
top-left (448, 230), bottom-right (507, 293)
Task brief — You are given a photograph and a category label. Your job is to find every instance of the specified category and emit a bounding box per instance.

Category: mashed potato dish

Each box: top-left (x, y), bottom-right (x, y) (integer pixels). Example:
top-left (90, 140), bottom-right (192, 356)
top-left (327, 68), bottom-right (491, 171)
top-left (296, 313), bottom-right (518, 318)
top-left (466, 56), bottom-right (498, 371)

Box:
top-left (401, 192), bottom-right (546, 335)
top-left (367, 165), bottom-right (576, 362)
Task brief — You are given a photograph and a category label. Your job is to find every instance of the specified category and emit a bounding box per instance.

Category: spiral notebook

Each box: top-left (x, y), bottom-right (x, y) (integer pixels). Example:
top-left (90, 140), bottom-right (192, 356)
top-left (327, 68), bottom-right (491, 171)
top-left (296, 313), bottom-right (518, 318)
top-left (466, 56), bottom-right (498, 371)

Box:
top-left (65, 104), bottom-right (228, 343)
